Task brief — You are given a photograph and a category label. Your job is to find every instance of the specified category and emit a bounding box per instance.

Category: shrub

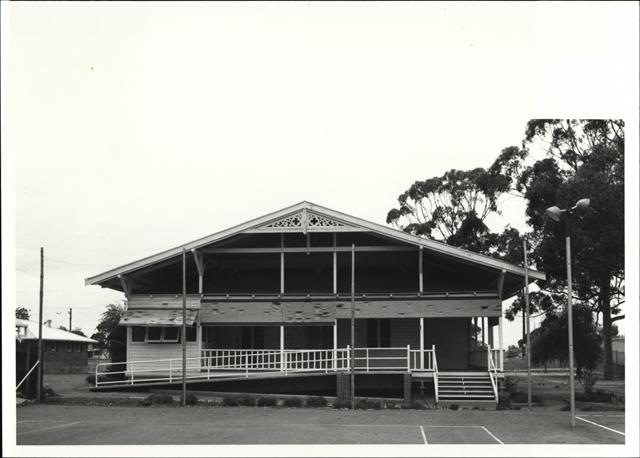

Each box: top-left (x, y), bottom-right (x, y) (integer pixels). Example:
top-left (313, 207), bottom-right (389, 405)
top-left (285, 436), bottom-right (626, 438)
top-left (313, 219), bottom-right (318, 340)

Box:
top-left (305, 396), bottom-right (328, 408)
top-left (503, 376), bottom-right (519, 394)
top-left (257, 396), bottom-right (278, 407)
top-left (222, 395), bottom-right (240, 407)
top-left (237, 394), bottom-right (256, 407)
top-left (42, 386), bottom-right (58, 399)
top-left (448, 404), bottom-right (460, 411)
top-left (355, 398), bottom-right (382, 410)
top-left (86, 374), bottom-right (96, 385)
top-left (496, 394), bottom-right (511, 411)
top-left (283, 398), bottom-right (302, 408)
top-left (384, 400), bottom-right (399, 409)
top-left (400, 401), bottom-right (413, 409)
top-left (138, 396), bottom-right (153, 407)
top-left (333, 398), bottom-right (351, 409)
top-left (576, 389), bottom-right (615, 403)
top-left (185, 394), bottom-right (198, 406)
top-left (149, 394), bottom-right (174, 405)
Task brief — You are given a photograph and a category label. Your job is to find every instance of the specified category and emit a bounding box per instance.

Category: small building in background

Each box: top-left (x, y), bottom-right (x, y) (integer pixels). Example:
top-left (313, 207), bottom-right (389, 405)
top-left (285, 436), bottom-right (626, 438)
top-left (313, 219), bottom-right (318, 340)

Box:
top-left (16, 318), bottom-right (97, 396)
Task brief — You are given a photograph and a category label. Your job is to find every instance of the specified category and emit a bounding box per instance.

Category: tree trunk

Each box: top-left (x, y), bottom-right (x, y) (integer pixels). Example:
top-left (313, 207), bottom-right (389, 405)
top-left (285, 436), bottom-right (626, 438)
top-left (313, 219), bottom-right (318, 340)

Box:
top-left (601, 280), bottom-right (614, 380)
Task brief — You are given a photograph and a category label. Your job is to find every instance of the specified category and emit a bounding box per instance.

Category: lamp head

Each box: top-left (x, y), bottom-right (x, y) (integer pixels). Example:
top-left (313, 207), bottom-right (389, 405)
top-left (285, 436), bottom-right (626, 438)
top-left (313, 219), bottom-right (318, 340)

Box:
top-left (545, 206), bottom-right (563, 222)
top-left (572, 198), bottom-right (590, 214)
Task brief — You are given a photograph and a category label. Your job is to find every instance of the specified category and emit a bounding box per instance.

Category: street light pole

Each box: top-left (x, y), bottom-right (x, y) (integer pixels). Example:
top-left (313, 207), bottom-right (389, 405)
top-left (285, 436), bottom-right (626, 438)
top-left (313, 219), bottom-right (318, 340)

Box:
top-left (545, 198), bottom-right (589, 428)
top-left (565, 217), bottom-right (576, 428)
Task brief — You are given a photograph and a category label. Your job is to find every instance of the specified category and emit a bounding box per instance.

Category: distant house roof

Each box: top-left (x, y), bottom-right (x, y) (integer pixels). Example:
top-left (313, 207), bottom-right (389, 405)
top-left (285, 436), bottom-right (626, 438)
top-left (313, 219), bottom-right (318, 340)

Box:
top-left (15, 319), bottom-right (97, 343)
top-left (85, 201), bottom-right (546, 288)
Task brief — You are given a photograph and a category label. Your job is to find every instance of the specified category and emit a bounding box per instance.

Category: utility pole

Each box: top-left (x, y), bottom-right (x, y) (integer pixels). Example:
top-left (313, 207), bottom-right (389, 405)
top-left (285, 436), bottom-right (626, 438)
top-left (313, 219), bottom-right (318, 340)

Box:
top-left (68, 307), bottom-right (72, 332)
top-left (36, 247), bottom-right (44, 403)
top-left (350, 243), bottom-right (355, 409)
top-left (523, 238), bottom-right (532, 411)
top-left (182, 248), bottom-right (187, 407)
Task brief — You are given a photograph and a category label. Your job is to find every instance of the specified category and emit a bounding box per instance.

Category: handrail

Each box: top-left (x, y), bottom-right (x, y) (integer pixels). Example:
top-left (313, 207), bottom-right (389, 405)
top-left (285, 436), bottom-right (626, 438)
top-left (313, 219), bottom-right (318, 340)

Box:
top-left (94, 347), bottom-right (439, 387)
top-left (16, 360), bottom-right (39, 391)
top-left (487, 348), bottom-right (499, 403)
top-left (432, 344), bottom-right (439, 403)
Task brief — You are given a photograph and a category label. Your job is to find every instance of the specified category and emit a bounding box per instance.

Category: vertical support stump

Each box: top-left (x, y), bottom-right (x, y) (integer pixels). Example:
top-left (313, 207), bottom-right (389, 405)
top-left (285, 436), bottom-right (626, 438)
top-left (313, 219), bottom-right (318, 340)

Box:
top-left (403, 373), bottom-right (412, 404)
top-left (336, 373), bottom-right (351, 406)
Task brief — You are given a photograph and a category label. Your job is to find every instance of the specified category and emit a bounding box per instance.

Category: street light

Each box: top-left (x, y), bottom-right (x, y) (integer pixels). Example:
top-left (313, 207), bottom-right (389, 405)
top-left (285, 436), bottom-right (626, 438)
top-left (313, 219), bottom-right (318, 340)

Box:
top-left (545, 198), bottom-right (590, 428)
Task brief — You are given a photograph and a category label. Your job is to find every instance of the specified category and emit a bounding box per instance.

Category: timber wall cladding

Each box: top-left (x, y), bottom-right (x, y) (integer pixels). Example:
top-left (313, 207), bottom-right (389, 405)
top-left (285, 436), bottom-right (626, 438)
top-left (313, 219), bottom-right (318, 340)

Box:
top-left (127, 295), bottom-right (201, 310)
top-left (199, 297), bottom-right (501, 324)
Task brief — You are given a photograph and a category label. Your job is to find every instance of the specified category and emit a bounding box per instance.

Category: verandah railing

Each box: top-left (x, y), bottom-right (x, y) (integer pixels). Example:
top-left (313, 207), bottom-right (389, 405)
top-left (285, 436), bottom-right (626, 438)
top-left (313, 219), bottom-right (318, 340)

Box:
top-left (94, 346), bottom-right (438, 387)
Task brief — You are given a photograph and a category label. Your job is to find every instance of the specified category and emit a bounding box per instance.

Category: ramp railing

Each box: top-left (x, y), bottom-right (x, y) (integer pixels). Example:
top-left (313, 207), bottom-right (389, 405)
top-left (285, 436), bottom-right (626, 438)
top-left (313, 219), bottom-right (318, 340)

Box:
top-left (94, 346), bottom-right (438, 387)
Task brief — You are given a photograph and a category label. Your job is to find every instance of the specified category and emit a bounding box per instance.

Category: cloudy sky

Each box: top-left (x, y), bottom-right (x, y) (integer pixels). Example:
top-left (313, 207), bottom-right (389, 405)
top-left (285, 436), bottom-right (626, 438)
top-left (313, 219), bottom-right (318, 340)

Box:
top-left (2, 2), bottom-right (638, 350)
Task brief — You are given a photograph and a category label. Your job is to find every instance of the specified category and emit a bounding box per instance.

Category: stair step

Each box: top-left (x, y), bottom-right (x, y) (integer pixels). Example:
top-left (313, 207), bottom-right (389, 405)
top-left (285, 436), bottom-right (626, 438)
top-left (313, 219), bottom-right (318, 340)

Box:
top-left (438, 394), bottom-right (495, 399)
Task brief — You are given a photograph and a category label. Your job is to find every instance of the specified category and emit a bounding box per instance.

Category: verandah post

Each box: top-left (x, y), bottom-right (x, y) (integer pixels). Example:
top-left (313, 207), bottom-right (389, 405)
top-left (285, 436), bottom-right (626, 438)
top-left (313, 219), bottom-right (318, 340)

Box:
top-left (280, 324), bottom-right (285, 372)
top-left (419, 317), bottom-right (424, 370)
top-left (406, 344), bottom-right (411, 372)
top-left (333, 319), bottom-right (337, 371)
top-left (498, 315), bottom-right (504, 371)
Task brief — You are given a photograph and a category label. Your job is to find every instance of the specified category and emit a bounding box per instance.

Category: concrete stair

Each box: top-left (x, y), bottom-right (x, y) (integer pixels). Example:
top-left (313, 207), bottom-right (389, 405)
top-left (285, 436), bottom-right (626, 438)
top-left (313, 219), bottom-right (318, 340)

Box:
top-left (437, 372), bottom-right (496, 403)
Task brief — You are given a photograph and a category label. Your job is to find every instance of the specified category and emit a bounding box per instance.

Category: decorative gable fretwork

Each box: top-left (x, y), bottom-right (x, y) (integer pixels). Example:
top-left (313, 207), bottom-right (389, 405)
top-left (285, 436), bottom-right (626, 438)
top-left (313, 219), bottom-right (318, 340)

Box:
top-left (247, 209), bottom-right (364, 233)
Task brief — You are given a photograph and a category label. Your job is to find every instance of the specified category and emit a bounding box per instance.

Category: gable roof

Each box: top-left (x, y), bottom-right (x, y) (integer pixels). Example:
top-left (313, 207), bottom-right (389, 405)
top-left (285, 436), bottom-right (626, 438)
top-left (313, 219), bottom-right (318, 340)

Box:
top-left (16, 319), bottom-right (97, 343)
top-left (85, 201), bottom-right (545, 286)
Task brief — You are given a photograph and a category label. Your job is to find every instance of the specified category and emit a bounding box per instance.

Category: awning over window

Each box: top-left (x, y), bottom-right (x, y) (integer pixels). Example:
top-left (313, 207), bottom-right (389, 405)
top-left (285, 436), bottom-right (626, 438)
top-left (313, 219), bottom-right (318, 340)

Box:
top-left (121, 308), bottom-right (198, 326)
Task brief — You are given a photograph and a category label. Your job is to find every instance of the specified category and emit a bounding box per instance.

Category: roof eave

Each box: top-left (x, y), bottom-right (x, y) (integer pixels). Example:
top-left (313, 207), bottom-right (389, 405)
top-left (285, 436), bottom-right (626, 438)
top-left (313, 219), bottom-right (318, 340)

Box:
top-left (85, 201), bottom-right (546, 286)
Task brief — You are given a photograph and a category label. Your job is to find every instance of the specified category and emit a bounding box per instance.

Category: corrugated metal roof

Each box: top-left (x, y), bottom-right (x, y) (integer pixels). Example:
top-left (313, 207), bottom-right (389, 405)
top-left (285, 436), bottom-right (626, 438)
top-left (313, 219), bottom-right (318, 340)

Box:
top-left (15, 319), bottom-right (97, 343)
top-left (120, 308), bottom-right (198, 326)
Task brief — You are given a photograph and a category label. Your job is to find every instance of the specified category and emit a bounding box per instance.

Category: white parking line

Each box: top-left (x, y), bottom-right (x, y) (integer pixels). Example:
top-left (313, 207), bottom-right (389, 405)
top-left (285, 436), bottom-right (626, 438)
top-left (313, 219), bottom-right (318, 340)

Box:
top-left (576, 416), bottom-right (625, 436)
top-left (419, 425), bottom-right (428, 444)
top-left (18, 421), bottom-right (81, 435)
top-left (480, 426), bottom-right (504, 444)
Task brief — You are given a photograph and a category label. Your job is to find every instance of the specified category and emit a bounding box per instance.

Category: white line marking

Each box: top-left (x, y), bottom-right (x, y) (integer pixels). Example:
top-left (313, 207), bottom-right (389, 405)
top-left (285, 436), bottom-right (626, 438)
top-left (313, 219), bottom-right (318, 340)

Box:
top-left (481, 426), bottom-right (504, 444)
top-left (576, 416), bottom-right (625, 436)
top-left (18, 421), bottom-right (81, 435)
top-left (420, 425), bottom-right (428, 444)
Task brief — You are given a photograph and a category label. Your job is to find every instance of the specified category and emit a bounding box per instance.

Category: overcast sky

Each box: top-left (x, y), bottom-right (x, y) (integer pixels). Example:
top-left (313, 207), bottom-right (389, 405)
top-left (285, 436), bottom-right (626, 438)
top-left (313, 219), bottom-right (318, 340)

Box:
top-left (2, 2), bottom-right (638, 350)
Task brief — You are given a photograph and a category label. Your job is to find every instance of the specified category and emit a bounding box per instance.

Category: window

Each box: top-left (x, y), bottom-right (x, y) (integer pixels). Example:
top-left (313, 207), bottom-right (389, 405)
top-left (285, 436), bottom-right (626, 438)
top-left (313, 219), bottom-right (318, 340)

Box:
top-left (67, 342), bottom-right (73, 352)
top-left (131, 326), bottom-right (146, 342)
top-left (146, 327), bottom-right (163, 342)
top-left (163, 327), bottom-right (180, 342)
top-left (144, 326), bottom-right (182, 343)
top-left (50, 341), bottom-right (58, 352)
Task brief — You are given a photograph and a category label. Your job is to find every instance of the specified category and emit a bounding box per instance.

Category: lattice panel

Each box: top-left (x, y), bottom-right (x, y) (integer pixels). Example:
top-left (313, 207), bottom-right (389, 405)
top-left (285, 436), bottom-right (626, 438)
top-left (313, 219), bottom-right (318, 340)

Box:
top-left (265, 213), bottom-right (304, 228)
top-left (259, 210), bottom-right (352, 232)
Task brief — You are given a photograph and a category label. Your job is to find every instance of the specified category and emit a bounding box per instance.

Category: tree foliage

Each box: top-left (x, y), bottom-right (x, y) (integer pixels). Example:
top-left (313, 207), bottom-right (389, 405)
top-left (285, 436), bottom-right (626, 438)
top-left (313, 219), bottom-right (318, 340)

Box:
top-left (16, 307), bottom-right (30, 320)
top-left (386, 147), bottom-right (526, 253)
top-left (514, 119), bottom-right (625, 380)
top-left (530, 304), bottom-right (603, 393)
top-left (91, 302), bottom-right (126, 360)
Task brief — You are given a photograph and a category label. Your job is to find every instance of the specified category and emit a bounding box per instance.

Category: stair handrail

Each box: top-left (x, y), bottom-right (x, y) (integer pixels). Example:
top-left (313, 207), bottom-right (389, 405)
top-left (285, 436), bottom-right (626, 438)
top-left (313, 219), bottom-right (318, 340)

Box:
top-left (16, 360), bottom-right (39, 391)
top-left (432, 344), bottom-right (439, 403)
top-left (487, 348), bottom-right (499, 403)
